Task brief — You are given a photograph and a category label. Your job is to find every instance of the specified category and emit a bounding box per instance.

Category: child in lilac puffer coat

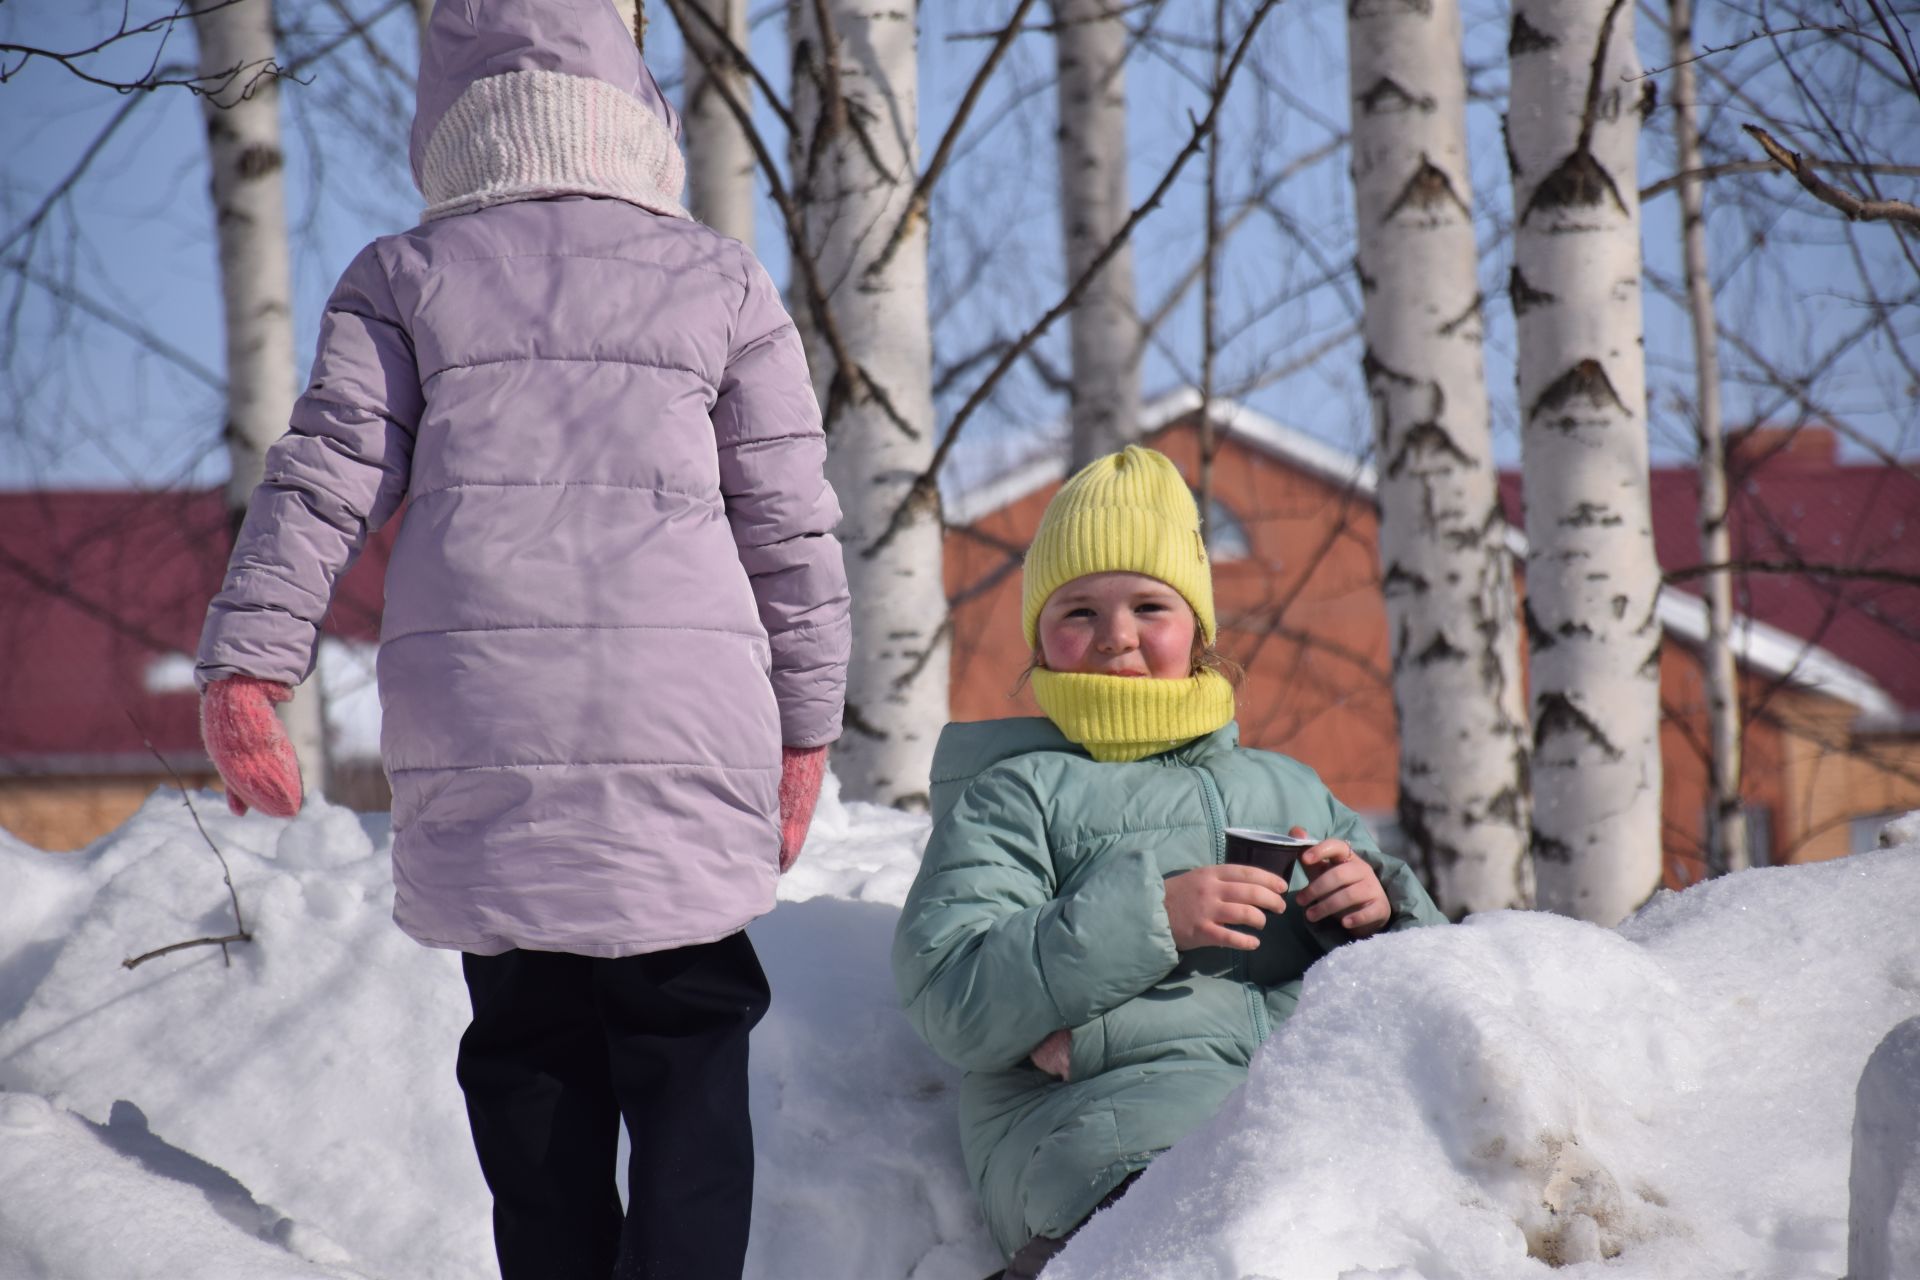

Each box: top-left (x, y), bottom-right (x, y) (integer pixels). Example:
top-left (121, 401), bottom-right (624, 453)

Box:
top-left (194, 2), bottom-right (849, 1275)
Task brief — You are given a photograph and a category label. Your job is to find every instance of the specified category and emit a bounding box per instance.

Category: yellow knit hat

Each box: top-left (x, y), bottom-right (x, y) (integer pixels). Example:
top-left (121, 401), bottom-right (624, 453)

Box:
top-left (1021, 445), bottom-right (1215, 648)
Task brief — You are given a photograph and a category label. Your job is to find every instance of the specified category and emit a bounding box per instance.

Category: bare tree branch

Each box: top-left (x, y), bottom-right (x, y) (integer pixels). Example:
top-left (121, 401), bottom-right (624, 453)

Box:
top-left (1582, 0), bottom-right (1635, 153)
top-left (1742, 123), bottom-right (1920, 227)
top-left (666, 0), bottom-right (797, 133)
top-left (309, 0), bottom-right (414, 86)
top-left (1135, 133), bottom-right (1345, 350)
top-left (1641, 158), bottom-right (1920, 202)
top-left (660, 0), bottom-right (907, 439)
top-left (866, 0), bottom-right (1288, 558)
top-left (0, 0), bottom-right (284, 98)
top-left (1861, 0), bottom-right (1920, 104)
top-left (2, 257), bottom-right (225, 389)
top-left (1632, 21), bottom-right (1866, 81)
top-left (1665, 560), bottom-right (1920, 587)
top-left (1646, 268), bottom-right (1920, 482)
top-left (866, 0), bottom-right (1044, 278)
top-left (0, 97), bottom-right (148, 259)
top-left (945, 0), bottom-right (1160, 41)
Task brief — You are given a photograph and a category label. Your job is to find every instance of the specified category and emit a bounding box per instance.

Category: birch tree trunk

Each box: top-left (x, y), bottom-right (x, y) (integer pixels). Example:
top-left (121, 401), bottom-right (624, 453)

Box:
top-left (682, 0), bottom-right (756, 243)
top-left (1509, 0), bottom-right (1661, 923)
top-left (610, 1), bottom-right (641, 45)
top-left (790, 0), bottom-right (945, 808)
top-left (194, 0), bottom-right (329, 799)
top-left (1349, 0), bottom-right (1532, 915)
top-left (1052, 0), bottom-right (1140, 468)
top-left (1196, 2), bottom-right (1224, 549)
top-left (1673, 0), bottom-right (1748, 876)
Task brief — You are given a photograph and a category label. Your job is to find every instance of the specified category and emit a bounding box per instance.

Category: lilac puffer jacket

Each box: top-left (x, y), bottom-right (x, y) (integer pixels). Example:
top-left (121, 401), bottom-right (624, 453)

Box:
top-left (197, 0), bottom-right (850, 958)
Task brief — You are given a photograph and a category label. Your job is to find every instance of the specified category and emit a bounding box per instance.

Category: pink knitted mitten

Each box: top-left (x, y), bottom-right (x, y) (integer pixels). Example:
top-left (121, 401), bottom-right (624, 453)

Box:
top-left (200, 676), bottom-right (304, 818)
top-left (778, 745), bottom-right (829, 872)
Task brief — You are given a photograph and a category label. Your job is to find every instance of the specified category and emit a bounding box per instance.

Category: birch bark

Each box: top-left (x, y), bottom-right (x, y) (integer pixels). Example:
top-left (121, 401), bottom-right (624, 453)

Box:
top-left (1509, 0), bottom-right (1662, 922)
top-left (1349, 0), bottom-right (1532, 915)
top-left (1672, 0), bottom-right (1748, 875)
top-left (610, 0), bottom-right (641, 46)
top-left (682, 0), bottom-right (756, 243)
top-left (790, 0), bottom-right (945, 807)
top-left (194, 0), bottom-right (328, 798)
top-left (1052, 0), bottom-right (1140, 468)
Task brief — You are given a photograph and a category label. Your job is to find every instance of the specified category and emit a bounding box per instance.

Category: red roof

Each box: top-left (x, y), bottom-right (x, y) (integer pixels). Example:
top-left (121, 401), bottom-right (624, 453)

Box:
top-left (0, 490), bottom-right (393, 770)
top-left (1501, 427), bottom-right (1920, 714)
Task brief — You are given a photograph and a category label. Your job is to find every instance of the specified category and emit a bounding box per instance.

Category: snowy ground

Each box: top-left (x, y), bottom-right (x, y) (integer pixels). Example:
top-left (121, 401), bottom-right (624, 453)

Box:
top-left (1, 776), bottom-right (1914, 1280)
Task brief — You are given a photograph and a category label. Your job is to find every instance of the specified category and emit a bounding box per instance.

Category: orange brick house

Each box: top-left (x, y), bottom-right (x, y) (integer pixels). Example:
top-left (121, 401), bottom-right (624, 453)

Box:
top-left (943, 391), bottom-right (1920, 886)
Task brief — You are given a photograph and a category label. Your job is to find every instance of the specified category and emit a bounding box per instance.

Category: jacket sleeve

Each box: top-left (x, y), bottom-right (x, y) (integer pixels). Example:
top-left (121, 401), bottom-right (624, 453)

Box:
top-left (891, 769), bottom-right (1182, 1073)
top-left (196, 242), bottom-right (422, 688)
top-left (712, 246), bottom-right (850, 748)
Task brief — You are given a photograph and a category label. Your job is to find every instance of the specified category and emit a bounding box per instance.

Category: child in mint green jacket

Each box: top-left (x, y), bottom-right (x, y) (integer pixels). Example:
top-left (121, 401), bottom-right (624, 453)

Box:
top-left (891, 446), bottom-right (1445, 1277)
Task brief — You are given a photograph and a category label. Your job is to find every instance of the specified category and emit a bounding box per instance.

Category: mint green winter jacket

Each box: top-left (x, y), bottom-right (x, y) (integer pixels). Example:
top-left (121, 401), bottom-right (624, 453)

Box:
top-left (890, 717), bottom-right (1446, 1256)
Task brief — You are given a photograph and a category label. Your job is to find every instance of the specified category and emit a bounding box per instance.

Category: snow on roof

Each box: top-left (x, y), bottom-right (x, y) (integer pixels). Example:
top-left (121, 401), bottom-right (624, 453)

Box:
top-left (1654, 592), bottom-right (1899, 719)
top-left (945, 388), bottom-right (1902, 717)
top-left (943, 388), bottom-right (1375, 526)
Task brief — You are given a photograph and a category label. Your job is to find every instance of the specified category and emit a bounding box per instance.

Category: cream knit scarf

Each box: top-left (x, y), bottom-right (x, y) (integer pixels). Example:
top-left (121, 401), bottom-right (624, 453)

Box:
top-left (1029, 669), bottom-right (1236, 763)
top-left (418, 69), bottom-right (689, 223)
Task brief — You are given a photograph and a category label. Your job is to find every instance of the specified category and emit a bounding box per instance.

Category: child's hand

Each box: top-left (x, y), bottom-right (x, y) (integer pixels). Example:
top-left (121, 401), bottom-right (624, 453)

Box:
top-left (199, 676), bottom-right (303, 818)
top-left (778, 745), bottom-right (829, 872)
top-left (1029, 1029), bottom-right (1072, 1080)
top-left (1293, 827), bottom-right (1391, 937)
top-left (1163, 865), bottom-right (1290, 951)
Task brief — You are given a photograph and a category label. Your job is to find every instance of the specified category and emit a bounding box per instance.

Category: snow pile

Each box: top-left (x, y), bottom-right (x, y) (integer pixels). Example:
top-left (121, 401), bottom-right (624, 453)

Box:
top-left (1047, 850), bottom-right (1920, 1279)
top-left (0, 1093), bottom-right (360, 1280)
top-left (0, 783), bottom-right (992, 1280)
top-left (1, 779), bottom-right (1915, 1280)
top-left (1848, 1015), bottom-right (1920, 1280)
top-left (0, 800), bottom-right (486, 1278)
top-left (1876, 808), bottom-right (1920, 849)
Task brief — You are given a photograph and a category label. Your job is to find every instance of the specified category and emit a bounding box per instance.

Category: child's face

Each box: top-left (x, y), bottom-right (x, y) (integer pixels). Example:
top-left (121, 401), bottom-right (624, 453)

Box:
top-left (1036, 572), bottom-right (1199, 680)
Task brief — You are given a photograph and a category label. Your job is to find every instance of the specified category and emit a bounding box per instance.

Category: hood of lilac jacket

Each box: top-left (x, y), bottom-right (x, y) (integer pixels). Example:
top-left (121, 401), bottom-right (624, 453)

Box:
top-left (198, 0), bottom-right (850, 957)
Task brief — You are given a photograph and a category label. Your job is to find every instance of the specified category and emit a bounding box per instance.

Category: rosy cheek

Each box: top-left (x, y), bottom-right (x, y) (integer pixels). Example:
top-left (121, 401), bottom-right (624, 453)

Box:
top-left (1144, 625), bottom-right (1195, 678)
top-left (1040, 629), bottom-right (1086, 671)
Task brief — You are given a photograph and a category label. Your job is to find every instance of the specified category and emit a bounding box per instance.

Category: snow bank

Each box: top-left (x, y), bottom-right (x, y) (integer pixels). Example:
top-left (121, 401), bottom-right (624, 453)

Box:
top-left (0, 782), bottom-right (994, 1280)
top-left (0, 1092), bottom-right (360, 1280)
top-left (1848, 1015), bottom-right (1920, 1280)
top-left (1, 779), bottom-right (1914, 1280)
top-left (0, 796), bottom-right (486, 1278)
top-left (1045, 849), bottom-right (1920, 1280)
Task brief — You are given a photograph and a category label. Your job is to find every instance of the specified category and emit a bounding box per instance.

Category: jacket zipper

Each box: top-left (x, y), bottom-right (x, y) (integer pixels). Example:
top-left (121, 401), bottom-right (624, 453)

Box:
top-left (1191, 764), bottom-right (1271, 1046)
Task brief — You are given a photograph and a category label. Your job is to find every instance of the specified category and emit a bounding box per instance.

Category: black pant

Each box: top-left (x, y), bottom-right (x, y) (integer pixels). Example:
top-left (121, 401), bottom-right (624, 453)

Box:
top-left (994, 1172), bottom-right (1142, 1280)
top-left (457, 933), bottom-right (770, 1280)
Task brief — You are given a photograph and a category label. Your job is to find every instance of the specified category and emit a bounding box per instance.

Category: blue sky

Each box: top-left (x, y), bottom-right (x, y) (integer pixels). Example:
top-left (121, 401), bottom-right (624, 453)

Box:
top-left (3, 0), bottom-right (1914, 495)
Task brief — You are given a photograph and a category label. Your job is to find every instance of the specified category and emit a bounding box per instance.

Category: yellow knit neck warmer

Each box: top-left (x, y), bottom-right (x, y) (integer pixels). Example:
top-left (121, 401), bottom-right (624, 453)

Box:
top-left (1029, 668), bottom-right (1236, 763)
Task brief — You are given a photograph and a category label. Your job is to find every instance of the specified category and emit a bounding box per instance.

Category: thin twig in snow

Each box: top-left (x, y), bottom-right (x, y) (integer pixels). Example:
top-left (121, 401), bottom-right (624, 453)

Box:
top-left (122, 713), bottom-right (253, 971)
